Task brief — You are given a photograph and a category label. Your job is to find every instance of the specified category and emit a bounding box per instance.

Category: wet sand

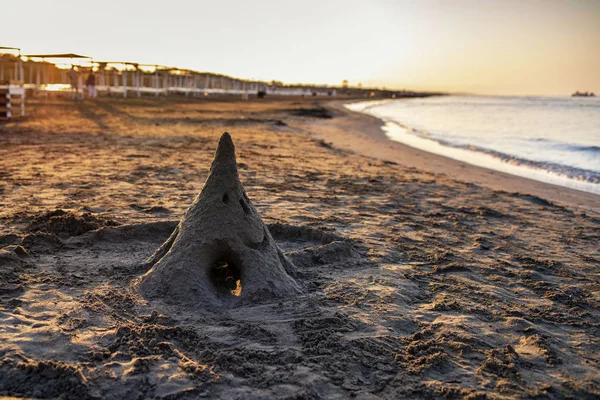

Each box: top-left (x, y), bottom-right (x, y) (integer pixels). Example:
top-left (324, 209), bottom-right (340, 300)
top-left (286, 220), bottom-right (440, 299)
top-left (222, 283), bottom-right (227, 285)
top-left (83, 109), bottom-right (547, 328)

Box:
top-left (0, 97), bottom-right (598, 399)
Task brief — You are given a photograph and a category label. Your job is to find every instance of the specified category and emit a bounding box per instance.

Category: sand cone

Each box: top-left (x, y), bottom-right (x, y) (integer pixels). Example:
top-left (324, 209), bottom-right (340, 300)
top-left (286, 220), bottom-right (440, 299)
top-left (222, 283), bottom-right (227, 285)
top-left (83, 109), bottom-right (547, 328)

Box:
top-left (136, 132), bottom-right (301, 307)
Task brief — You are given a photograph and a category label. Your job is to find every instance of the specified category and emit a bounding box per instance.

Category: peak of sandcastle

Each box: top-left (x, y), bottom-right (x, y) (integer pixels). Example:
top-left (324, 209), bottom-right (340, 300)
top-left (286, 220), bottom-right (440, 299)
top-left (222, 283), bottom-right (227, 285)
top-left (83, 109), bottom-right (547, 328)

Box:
top-left (136, 132), bottom-right (301, 307)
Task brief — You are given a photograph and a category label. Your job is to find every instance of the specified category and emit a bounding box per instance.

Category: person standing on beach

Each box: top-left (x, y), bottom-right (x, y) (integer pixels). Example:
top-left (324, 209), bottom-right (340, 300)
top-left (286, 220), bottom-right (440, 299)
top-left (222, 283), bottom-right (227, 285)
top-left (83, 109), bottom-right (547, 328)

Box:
top-left (69, 66), bottom-right (79, 100)
top-left (86, 71), bottom-right (97, 99)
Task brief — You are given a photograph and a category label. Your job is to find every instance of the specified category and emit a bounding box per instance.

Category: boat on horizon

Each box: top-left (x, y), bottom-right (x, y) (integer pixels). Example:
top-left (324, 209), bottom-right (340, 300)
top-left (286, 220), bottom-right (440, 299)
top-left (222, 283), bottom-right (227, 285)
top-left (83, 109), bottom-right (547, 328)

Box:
top-left (572, 91), bottom-right (595, 97)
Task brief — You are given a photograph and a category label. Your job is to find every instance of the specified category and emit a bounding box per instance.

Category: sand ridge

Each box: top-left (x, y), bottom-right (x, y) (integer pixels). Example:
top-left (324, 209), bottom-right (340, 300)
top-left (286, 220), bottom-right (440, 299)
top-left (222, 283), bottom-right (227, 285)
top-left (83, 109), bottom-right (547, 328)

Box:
top-left (0, 97), bottom-right (598, 398)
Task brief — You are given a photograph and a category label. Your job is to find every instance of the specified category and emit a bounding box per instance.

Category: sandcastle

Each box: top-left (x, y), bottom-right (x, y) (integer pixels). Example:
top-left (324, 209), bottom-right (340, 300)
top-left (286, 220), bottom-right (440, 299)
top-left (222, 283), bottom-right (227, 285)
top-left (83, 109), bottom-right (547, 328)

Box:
top-left (136, 132), bottom-right (301, 307)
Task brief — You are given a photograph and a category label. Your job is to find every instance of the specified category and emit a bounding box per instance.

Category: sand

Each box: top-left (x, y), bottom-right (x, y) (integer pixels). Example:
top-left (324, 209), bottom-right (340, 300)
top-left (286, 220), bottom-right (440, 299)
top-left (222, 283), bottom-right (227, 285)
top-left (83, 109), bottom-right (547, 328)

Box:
top-left (137, 132), bottom-right (301, 307)
top-left (0, 96), bottom-right (599, 399)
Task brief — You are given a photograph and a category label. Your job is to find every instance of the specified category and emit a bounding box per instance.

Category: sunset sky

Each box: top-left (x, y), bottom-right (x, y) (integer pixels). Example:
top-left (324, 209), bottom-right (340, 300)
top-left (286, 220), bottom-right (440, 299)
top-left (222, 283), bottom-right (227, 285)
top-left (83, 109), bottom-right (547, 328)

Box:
top-left (3, 0), bottom-right (599, 95)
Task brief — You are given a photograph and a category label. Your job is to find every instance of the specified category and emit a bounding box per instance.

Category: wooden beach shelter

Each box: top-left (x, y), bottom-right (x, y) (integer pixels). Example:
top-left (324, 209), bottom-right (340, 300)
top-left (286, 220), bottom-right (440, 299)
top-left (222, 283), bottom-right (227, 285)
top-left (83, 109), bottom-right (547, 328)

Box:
top-left (22, 53), bottom-right (92, 95)
top-left (5, 47), bottom-right (338, 102)
top-left (0, 46), bottom-right (25, 120)
top-left (92, 61), bottom-right (144, 98)
top-left (0, 46), bottom-right (24, 81)
top-left (90, 63), bottom-right (238, 98)
top-left (91, 61), bottom-right (194, 98)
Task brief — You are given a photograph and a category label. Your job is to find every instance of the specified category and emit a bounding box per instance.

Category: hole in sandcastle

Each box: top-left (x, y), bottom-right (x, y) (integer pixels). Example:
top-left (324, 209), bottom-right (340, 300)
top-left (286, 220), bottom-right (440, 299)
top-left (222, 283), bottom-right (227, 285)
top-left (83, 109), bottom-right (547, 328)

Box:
top-left (210, 259), bottom-right (242, 296)
top-left (222, 193), bottom-right (229, 204)
top-left (239, 198), bottom-right (250, 214)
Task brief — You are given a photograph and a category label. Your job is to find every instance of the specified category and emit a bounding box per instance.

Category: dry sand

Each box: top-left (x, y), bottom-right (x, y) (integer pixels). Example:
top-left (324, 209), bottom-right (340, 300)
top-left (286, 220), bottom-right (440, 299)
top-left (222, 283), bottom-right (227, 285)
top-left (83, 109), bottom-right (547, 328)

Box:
top-left (0, 97), bottom-right (598, 399)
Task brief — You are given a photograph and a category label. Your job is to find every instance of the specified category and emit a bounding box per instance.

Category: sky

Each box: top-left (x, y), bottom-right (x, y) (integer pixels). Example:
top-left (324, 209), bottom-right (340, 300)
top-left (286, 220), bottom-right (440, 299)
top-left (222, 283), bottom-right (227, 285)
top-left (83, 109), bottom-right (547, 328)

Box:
top-left (3, 0), bottom-right (600, 95)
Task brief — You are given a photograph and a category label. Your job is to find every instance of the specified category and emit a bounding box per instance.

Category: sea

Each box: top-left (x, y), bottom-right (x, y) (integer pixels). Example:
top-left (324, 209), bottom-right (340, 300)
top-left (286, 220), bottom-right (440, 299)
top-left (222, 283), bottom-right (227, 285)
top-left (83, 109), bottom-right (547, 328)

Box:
top-left (346, 95), bottom-right (600, 195)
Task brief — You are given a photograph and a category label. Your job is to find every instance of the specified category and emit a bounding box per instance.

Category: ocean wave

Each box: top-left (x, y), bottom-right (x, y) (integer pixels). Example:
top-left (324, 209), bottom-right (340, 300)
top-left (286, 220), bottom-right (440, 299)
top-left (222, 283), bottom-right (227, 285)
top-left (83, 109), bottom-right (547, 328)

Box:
top-left (455, 144), bottom-right (600, 184)
top-left (527, 137), bottom-right (600, 153)
top-left (566, 144), bottom-right (600, 154)
top-left (387, 120), bottom-right (600, 184)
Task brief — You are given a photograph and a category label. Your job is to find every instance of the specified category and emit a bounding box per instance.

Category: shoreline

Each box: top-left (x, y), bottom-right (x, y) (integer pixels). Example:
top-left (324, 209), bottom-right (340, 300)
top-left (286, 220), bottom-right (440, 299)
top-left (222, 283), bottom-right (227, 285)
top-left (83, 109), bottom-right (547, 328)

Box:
top-left (308, 99), bottom-right (600, 210)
